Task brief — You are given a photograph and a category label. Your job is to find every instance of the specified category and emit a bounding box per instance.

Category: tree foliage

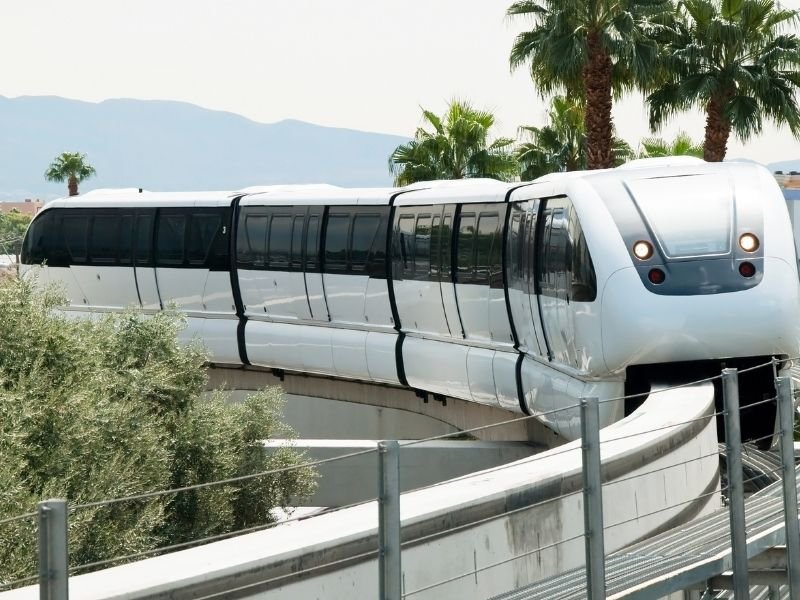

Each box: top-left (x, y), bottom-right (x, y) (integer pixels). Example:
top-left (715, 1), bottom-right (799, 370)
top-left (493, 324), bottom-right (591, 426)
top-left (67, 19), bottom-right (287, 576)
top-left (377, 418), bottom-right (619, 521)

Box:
top-left (516, 96), bottom-right (634, 180)
top-left (0, 277), bottom-right (315, 583)
top-left (44, 152), bottom-right (97, 197)
top-left (0, 211), bottom-right (31, 258)
top-left (637, 131), bottom-right (704, 158)
top-left (508, 0), bottom-right (672, 169)
top-left (389, 100), bottom-right (518, 185)
top-left (648, 0), bottom-right (800, 161)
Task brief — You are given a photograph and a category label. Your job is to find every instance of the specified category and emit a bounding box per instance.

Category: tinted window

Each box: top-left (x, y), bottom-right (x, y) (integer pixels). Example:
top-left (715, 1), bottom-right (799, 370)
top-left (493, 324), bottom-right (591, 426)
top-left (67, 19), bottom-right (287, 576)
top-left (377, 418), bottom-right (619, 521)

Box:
top-left (430, 215), bottom-right (441, 278)
top-left (243, 215), bottom-right (267, 266)
top-left (456, 214), bottom-right (476, 283)
top-left (398, 215), bottom-right (415, 276)
top-left (351, 215), bottom-right (380, 272)
top-left (476, 214), bottom-right (501, 287)
top-left (325, 214), bottom-right (349, 271)
top-left (268, 215), bottom-right (292, 268)
top-left (62, 215), bottom-right (89, 263)
top-left (90, 216), bottom-right (119, 264)
top-left (290, 216), bottom-right (304, 269)
top-left (306, 216), bottom-right (320, 270)
top-left (135, 214), bottom-right (153, 266)
top-left (537, 197), bottom-right (596, 302)
top-left (22, 211), bottom-right (55, 264)
top-left (415, 215), bottom-right (432, 277)
top-left (440, 214), bottom-right (453, 279)
top-left (188, 214), bottom-right (221, 265)
top-left (157, 214), bottom-right (186, 265)
top-left (119, 215), bottom-right (133, 265)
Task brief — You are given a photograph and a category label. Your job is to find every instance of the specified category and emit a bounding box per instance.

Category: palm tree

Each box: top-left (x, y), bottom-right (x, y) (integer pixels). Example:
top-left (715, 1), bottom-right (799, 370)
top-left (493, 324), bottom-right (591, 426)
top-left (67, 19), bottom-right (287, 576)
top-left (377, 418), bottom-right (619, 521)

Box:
top-left (508, 0), bottom-right (672, 170)
top-left (516, 96), bottom-right (634, 180)
top-left (638, 131), bottom-right (704, 158)
top-left (648, 0), bottom-right (800, 162)
top-left (389, 100), bottom-right (518, 186)
top-left (44, 152), bottom-right (97, 196)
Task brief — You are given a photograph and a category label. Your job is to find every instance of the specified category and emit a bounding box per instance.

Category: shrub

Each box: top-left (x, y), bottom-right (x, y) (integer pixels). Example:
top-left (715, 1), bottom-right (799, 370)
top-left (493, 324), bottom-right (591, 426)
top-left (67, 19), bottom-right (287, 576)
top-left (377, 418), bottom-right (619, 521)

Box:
top-left (0, 277), bottom-right (315, 582)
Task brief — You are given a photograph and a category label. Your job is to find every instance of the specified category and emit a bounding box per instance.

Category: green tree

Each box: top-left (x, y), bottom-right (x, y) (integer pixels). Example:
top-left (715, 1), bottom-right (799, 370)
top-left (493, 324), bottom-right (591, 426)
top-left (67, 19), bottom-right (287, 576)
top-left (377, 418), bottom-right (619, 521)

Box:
top-left (44, 152), bottom-right (97, 197)
top-left (638, 131), bottom-right (704, 158)
top-left (0, 278), bottom-right (315, 582)
top-left (648, 0), bottom-right (800, 162)
top-left (516, 96), bottom-right (634, 180)
top-left (508, 0), bottom-right (672, 170)
top-left (0, 210), bottom-right (32, 261)
top-left (389, 100), bottom-right (518, 186)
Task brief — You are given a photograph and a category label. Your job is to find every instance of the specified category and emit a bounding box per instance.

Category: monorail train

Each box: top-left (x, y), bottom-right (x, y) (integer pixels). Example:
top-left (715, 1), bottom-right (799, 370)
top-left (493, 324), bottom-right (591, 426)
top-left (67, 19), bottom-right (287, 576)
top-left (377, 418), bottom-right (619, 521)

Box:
top-left (20, 159), bottom-right (800, 443)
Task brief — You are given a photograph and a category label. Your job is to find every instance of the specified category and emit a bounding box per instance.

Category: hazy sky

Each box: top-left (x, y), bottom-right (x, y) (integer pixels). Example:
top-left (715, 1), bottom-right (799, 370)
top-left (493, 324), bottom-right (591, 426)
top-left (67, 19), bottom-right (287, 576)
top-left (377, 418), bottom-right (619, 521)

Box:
top-left (3, 0), bottom-right (800, 163)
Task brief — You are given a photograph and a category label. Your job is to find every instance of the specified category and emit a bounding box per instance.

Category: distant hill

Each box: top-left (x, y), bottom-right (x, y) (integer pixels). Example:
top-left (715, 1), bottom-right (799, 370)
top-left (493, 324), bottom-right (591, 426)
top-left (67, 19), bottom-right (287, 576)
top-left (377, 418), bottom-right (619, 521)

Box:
top-left (769, 159), bottom-right (800, 174)
top-left (0, 96), bottom-right (409, 200)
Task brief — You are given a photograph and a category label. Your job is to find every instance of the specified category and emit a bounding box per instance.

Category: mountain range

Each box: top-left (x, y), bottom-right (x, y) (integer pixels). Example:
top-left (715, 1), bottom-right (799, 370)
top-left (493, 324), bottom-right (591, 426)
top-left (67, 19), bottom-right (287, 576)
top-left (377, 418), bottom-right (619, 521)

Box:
top-left (0, 95), bottom-right (409, 201)
top-left (1, 95), bottom-right (798, 201)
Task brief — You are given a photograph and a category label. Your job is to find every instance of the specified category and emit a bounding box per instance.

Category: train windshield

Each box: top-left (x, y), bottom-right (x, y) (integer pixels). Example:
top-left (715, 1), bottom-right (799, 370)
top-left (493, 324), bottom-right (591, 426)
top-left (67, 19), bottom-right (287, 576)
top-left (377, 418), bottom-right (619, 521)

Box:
top-left (626, 174), bottom-right (732, 258)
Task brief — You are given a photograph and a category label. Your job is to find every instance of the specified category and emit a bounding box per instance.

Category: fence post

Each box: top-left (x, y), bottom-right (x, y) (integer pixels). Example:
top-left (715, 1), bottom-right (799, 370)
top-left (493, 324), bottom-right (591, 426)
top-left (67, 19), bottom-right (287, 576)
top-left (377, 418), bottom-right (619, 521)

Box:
top-left (378, 440), bottom-right (401, 600)
top-left (581, 396), bottom-right (606, 600)
top-left (722, 368), bottom-right (749, 597)
top-left (38, 498), bottom-right (68, 600)
top-left (776, 375), bottom-right (800, 597)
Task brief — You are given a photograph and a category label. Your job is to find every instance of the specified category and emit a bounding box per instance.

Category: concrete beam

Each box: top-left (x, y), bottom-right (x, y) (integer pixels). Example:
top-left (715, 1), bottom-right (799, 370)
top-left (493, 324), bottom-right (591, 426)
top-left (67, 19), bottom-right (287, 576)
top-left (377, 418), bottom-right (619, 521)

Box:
top-left (207, 366), bottom-right (566, 446)
top-left (263, 439), bottom-right (541, 506)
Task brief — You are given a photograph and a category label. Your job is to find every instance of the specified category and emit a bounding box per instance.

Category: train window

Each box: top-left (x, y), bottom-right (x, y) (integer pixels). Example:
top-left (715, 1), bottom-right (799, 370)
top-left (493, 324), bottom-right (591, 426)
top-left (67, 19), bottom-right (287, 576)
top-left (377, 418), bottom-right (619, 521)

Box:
top-left (22, 210), bottom-right (55, 264)
top-left (366, 214), bottom-right (388, 278)
top-left (397, 215), bottom-right (415, 276)
top-left (415, 215), bottom-right (432, 277)
top-left (537, 197), bottom-right (596, 302)
top-left (325, 214), bottom-right (349, 271)
top-left (305, 216), bottom-right (320, 271)
top-left (476, 213), bottom-right (501, 287)
top-left (268, 215), bottom-right (292, 268)
top-left (135, 214), bottom-right (153, 266)
top-left (351, 215), bottom-right (380, 272)
top-left (156, 214), bottom-right (186, 266)
top-left (188, 214), bottom-right (221, 265)
top-left (430, 215), bottom-right (441, 278)
top-left (243, 215), bottom-right (267, 266)
top-left (441, 214), bottom-right (453, 280)
top-left (62, 215), bottom-right (89, 264)
top-left (290, 216), bottom-right (304, 270)
top-left (119, 216), bottom-right (133, 265)
top-left (89, 215), bottom-right (119, 264)
top-left (456, 213), bottom-right (476, 283)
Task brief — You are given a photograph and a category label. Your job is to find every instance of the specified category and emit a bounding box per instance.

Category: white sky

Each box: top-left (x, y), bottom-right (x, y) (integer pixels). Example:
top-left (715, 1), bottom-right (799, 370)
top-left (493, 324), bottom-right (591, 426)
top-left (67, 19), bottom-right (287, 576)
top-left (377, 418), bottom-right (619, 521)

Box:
top-left (2, 0), bottom-right (800, 164)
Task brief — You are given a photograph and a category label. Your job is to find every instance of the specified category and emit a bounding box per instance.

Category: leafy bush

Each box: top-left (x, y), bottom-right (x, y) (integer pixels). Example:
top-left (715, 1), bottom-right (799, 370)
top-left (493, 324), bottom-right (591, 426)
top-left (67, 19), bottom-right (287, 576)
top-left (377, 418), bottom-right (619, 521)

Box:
top-left (0, 277), bottom-right (315, 582)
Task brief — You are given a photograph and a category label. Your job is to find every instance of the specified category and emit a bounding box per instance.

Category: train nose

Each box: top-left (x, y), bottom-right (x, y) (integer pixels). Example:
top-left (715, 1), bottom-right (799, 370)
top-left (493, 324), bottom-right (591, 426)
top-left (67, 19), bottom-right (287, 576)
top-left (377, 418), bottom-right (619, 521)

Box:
top-left (600, 258), bottom-right (800, 372)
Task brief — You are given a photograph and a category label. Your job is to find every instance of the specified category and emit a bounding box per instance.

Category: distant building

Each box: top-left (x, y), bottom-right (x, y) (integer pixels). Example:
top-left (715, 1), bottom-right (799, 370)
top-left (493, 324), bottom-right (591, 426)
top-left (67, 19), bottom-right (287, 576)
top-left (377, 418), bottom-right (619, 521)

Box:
top-left (774, 171), bottom-right (800, 189)
top-left (0, 199), bottom-right (43, 216)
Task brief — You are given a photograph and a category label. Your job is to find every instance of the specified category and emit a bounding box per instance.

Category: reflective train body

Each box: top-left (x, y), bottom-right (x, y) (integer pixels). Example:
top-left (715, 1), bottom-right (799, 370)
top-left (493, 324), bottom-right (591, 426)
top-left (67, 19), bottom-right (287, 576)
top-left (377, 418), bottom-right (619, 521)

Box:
top-left (20, 160), bottom-right (800, 441)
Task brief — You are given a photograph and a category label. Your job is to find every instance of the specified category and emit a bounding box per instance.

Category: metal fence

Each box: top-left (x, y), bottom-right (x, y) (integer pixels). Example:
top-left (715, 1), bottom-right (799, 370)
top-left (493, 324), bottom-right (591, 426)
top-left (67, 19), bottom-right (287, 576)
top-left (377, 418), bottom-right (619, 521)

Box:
top-left (1, 357), bottom-right (799, 600)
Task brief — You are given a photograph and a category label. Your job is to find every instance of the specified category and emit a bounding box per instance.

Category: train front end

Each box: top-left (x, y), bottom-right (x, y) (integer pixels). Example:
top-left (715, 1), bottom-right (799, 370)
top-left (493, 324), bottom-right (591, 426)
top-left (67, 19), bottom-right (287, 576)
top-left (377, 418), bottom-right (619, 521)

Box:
top-left (592, 161), bottom-right (800, 445)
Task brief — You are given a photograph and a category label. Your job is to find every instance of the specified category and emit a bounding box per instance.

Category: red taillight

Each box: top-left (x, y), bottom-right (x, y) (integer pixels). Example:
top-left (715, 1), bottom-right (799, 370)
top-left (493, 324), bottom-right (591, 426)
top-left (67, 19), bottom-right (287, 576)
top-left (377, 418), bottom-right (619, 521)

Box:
top-left (739, 262), bottom-right (756, 278)
top-left (648, 268), bottom-right (666, 284)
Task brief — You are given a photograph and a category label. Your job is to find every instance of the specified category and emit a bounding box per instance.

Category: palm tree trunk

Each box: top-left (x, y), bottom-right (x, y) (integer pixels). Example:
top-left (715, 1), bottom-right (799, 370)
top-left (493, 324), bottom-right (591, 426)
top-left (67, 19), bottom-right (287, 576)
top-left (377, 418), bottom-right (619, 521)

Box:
top-left (68, 176), bottom-right (78, 197)
top-left (703, 91), bottom-right (733, 162)
top-left (583, 30), bottom-right (614, 170)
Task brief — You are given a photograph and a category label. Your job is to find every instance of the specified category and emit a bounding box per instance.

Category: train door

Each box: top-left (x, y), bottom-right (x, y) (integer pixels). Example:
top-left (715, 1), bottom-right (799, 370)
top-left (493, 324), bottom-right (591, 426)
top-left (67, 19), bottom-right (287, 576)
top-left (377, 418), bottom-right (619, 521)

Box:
top-left (454, 204), bottom-right (513, 344)
top-left (438, 206), bottom-right (462, 338)
top-left (154, 208), bottom-right (205, 314)
top-left (304, 208), bottom-right (328, 321)
top-left (506, 200), bottom-right (545, 356)
top-left (537, 197), bottom-right (582, 368)
top-left (391, 205), bottom-right (450, 336)
top-left (80, 210), bottom-right (139, 309)
top-left (134, 211), bottom-right (159, 310)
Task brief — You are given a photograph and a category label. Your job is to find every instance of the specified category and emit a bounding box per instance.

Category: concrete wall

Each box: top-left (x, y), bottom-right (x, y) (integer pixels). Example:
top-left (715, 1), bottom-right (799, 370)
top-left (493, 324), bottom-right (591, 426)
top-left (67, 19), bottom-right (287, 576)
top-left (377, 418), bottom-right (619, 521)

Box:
top-left (4, 382), bottom-right (721, 600)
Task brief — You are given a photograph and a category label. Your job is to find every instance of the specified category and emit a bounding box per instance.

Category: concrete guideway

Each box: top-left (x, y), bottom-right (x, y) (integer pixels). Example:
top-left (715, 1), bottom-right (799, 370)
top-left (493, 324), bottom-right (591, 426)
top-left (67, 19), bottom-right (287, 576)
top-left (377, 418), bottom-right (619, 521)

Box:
top-left (1, 382), bottom-right (720, 600)
top-left (491, 464), bottom-right (800, 600)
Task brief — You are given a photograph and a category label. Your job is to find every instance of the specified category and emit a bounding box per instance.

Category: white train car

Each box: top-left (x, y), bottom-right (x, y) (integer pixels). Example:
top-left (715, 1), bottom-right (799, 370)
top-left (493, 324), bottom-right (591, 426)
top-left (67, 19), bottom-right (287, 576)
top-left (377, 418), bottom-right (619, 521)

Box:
top-left (20, 160), bottom-right (800, 443)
